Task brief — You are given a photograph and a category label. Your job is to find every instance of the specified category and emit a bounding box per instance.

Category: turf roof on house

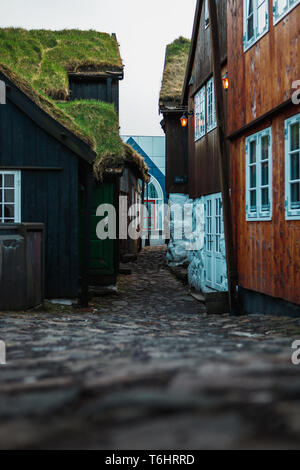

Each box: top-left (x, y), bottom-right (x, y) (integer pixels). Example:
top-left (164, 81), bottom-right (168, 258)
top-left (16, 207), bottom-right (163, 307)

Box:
top-left (0, 28), bottom-right (149, 181)
top-left (159, 36), bottom-right (191, 107)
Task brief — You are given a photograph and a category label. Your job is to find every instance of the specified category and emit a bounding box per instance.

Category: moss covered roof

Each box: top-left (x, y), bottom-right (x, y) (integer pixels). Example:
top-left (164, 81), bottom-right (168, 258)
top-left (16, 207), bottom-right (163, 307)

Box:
top-left (0, 28), bottom-right (123, 100)
top-left (0, 28), bottom-right (148, 181)
top-left (159, 36), bottom-right (191, 107)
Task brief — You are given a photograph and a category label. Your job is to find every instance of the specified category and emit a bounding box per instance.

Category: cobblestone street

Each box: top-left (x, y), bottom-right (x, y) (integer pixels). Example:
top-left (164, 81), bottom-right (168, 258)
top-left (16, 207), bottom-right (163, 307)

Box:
top-left (0, 247), bottom-right (300, 449)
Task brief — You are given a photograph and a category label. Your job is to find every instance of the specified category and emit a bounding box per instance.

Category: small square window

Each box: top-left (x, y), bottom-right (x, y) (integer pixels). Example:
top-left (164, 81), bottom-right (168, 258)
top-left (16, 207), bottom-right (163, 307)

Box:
top-left (0, 171), bottom-right (21, 224)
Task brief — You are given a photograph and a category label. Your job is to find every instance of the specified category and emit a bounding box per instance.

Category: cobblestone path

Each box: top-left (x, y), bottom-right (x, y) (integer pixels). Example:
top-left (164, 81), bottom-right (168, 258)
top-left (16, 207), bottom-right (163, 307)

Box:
top-left (0, 247), bottom-right (300, 449)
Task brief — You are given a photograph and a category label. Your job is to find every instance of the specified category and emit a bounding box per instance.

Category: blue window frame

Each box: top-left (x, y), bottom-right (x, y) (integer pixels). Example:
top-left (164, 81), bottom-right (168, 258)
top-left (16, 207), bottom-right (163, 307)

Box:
top-left (194, 86), bottom-right (206, 141)
top-left (194, 78), bottom-right (216, 141)
top-left (285, 113), bottom-right (300, 220)
top-left (246, 127), bottom-right (272, 221)
top-left (0, 171), bottom-right (21, 223)
top-left (206, 77), bottom-right (217, 133)
top-left (205, 0), bottom-right (210, 28)
top-left (243, 0), bottom-right (269, 51)
top-left (273, 0), bottom-right (300, 24)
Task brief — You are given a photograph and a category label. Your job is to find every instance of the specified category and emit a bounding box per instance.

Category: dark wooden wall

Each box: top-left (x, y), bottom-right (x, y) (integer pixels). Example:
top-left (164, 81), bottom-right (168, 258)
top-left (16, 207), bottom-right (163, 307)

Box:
top-left (231, 105), bottom-right (300, 305)
top-left (164, 112), bottom-right (189, 195)
top-left (187, 0), bottom-right (227, 199)
top-left (69, 77), bottom-right (120, 114)
top-left (0, 97), bottom-right (80, 299)
top-left (227, 0), bottom-right (300, 135)
top-left (189, 0), bottom-right (227, 96)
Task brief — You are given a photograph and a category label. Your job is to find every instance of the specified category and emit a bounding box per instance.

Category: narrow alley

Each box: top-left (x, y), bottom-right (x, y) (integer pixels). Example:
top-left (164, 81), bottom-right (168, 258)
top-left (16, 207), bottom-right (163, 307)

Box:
top-left (0, 247), bottom-right (300, 449)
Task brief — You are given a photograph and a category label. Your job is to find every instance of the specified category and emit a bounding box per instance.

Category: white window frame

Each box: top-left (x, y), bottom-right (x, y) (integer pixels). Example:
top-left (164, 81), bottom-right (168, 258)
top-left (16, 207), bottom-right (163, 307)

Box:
top-left (0, 171), bottom-right (21, 223)
top-left (285, 113), bottom-right (300, 220)
top-left (243, 0), bottom-right (269, 52)
top-left (273, 0), bottom-right (300, 24)
top-left (246, 127), bottom-right (272, 221)
top-left (205, 0), bottom-right (210, 28)
top-left (194, 86), bottom-right (206, 141)
top-left (206, 77), bottom-right (217, 133)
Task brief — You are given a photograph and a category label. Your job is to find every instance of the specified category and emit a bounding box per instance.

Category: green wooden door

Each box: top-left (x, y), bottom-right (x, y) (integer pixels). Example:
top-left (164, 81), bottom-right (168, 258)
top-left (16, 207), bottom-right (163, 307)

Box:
top-left (79, 181), bottom-right (116, 284)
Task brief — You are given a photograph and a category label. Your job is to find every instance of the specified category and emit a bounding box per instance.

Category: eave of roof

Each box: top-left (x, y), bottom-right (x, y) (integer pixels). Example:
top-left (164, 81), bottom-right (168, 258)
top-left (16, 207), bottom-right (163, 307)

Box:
top-left (181, 0), bottom-right (203, 105)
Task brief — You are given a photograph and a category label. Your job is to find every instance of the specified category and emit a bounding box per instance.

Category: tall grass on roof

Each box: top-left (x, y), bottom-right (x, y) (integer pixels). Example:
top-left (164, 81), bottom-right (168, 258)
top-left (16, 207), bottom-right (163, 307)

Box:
top-left (159, 36), bottom-right (191, 106)
top-left (57, 100), bottom-right (125, 177)
top-left (0, 28), bottom-right (122, 100)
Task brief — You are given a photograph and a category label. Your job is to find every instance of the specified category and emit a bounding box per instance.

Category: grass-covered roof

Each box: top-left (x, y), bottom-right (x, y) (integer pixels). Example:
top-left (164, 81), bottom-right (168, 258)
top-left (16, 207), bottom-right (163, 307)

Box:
top-left (0, 28), bottom-right (148, 181)
top-left (159, 36), bottom-right (191, 107)
top-left (0, 28), bottom-right (122, 100)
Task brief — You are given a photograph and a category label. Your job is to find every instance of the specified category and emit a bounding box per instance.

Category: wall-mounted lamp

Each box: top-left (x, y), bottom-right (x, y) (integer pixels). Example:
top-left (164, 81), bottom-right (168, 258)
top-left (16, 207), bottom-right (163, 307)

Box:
top-left (180, 110), bottom-right (194, 128)
top-left (222, 73), bottom-right (229, 91)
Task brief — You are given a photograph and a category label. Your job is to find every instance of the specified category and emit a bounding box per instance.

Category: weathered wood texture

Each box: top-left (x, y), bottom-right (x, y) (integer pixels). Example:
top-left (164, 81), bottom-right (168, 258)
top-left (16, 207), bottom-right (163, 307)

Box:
top-left (230, 106), bottom-right (300, 305)
top-left (187, 0), bottom-right (227, 199)
top-left (227, 0), bottom-right (300, 135)
top-left (163, 112), bottom-right (189, 195)
top-left (69, 77), bottom-right (120, 114)
top-left (189, 0), bottom-right (227, 97)
top-left (0, 95), bottom-right (80, 299)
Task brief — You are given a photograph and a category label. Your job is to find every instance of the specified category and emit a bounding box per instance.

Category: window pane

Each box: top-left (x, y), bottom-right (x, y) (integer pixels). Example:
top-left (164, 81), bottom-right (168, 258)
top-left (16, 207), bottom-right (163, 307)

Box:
top-left (257, 1), bottom-right (268, 35)
top-left (4, 189), bottom-right (14, 203)
top-left (247, 15), bottom-right (254, 41)
top-left (250, 190), bottom-right (257, 210)
top-left (250, 140), bottom-right (256, 163)
top-left (0, 174), bottom-right (2, 188)
top-left (291, 182), bottom-right (300, 206)
top-left (0, 205), bottom-right (2, 219)
top-left (4, 174), bottom-right (14, 188)
top-left (148, 183), bottom-right (158, 199)
top-left (4, 204), bottom-right (14, 218)
top-left (277, 0), bottom-right (288, 16)
top-left (261, 162), bottom-right (269, 185)
top-left (290, 123), bottom-right (299, 151)
top-left (261, 135), bottom-right (269, 160)
top-left (261, 188), bottom-right (269, 209)
top-left (291, 153), bottom-right (300, 181)
top-left (250, 166), bottom-right (257, 188)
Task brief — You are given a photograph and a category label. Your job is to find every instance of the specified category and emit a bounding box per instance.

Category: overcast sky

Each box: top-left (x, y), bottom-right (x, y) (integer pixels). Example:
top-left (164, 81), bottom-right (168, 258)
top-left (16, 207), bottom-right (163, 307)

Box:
top-left (0, 0), bottom-right (197, 136)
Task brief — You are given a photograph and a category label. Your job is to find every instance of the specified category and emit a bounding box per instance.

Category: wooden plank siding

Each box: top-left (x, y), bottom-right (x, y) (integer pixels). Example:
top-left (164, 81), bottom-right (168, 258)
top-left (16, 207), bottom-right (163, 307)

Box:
top-left (69, 77), bottom-right (120, 114)
top-left (230, 105), bottom-right (300, 306)
top-left (0, 93), bottom-right (80, 299)
top-left (227, 0), bottom-right (300, 135)
top-left (227, 0), bottom-right (300, 306)
top-left (186, 0), bottom-right (227, 199)
top-left (163, 112), bottom-right (189, 195)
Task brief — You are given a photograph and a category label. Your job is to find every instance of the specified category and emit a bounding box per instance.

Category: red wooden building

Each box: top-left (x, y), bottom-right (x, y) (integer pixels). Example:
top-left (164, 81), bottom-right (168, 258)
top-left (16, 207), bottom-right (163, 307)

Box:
top-left (228, 0), bottom-right (300, 315)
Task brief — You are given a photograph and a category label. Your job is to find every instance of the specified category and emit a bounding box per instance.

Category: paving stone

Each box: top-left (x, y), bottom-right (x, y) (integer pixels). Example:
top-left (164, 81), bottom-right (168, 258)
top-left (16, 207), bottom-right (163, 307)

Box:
top-left (0, 246), bottom-right (299, 449)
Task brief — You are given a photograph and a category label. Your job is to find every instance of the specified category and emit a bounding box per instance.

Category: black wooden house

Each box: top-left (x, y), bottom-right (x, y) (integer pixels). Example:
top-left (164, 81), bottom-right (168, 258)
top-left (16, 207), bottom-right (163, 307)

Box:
top-left (0, 66), bottom-right (95, 300)
top-left (0, 29), bottom-right (148, 305)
